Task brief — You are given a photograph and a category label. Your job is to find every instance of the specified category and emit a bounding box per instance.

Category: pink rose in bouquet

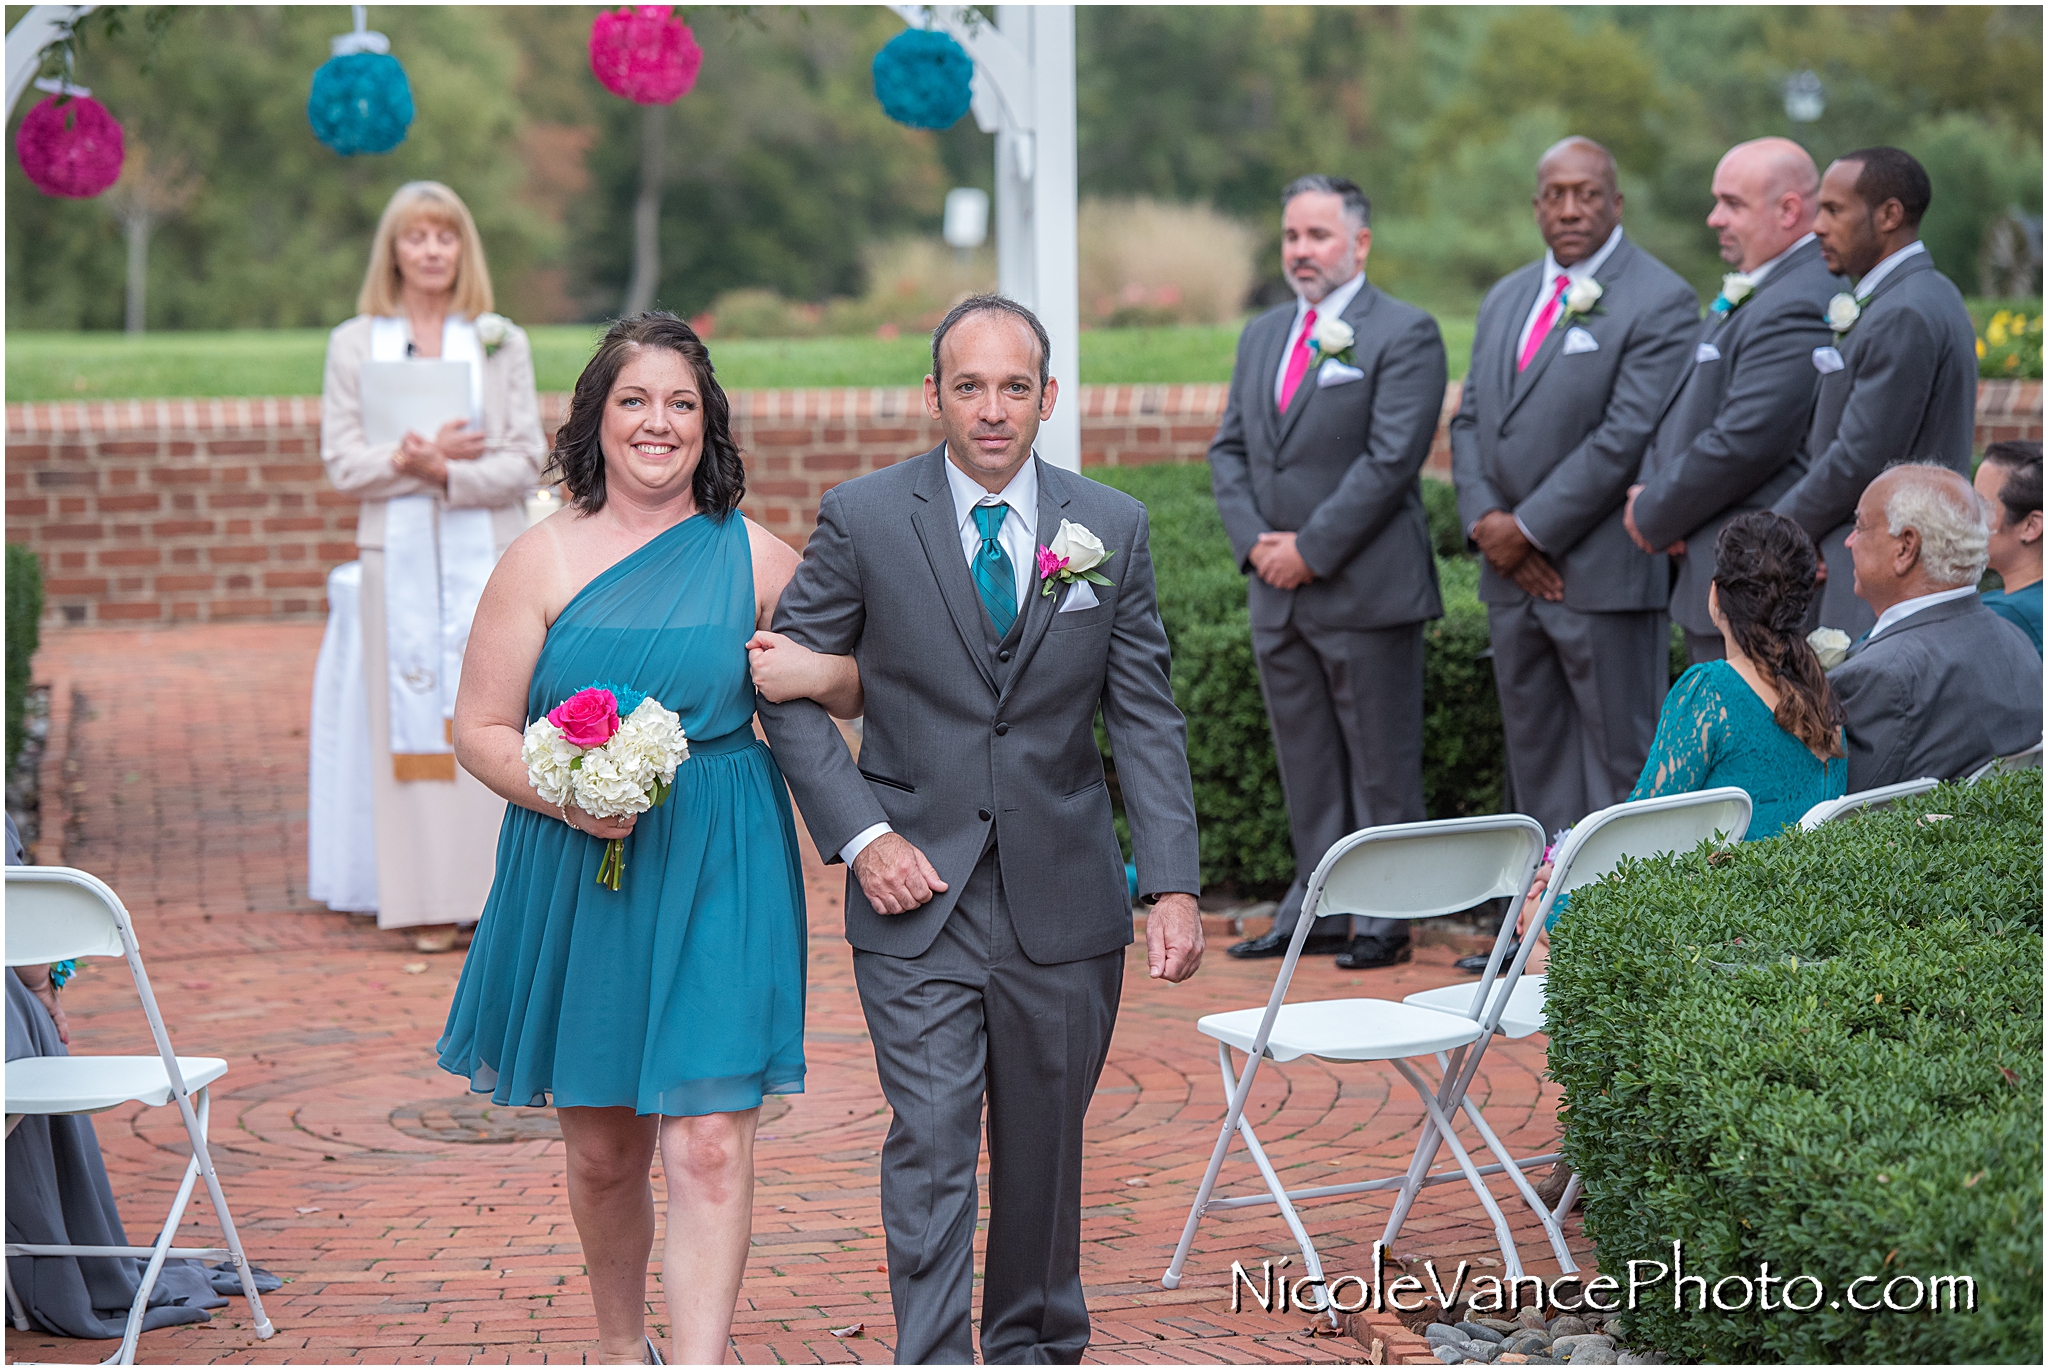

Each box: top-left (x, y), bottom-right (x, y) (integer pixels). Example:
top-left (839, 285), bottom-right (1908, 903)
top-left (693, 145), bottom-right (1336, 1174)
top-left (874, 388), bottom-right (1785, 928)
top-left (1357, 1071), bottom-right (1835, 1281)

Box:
top-left (547, 687), bottom-right (621, 747)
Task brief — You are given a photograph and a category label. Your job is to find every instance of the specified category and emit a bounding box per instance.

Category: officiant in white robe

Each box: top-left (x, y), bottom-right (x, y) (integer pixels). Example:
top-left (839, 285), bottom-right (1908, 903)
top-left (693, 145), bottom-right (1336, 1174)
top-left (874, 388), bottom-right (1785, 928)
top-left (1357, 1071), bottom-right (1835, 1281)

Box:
top-left (319, 181), bottom-right (547, 948)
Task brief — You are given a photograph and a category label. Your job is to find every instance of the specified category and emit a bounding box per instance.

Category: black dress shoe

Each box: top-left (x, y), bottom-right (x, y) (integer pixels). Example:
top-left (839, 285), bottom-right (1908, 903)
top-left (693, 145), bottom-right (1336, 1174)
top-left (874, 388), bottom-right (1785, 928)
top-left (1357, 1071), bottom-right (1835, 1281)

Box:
top-left (1227, 929), bottom-right (1350, 959)
top-left (1454, 940), bottom-right (1521, 975)
top-left (1334, 935), bottom-right (1414, 971)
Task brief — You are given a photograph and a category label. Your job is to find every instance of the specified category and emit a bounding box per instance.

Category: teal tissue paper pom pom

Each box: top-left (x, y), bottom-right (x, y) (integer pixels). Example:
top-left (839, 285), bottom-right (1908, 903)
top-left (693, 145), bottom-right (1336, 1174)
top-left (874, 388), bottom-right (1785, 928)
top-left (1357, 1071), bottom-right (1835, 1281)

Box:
top-left (872, 29), bottom-right (973, 131)
top-left (308, 52), bottom-right (414, 156)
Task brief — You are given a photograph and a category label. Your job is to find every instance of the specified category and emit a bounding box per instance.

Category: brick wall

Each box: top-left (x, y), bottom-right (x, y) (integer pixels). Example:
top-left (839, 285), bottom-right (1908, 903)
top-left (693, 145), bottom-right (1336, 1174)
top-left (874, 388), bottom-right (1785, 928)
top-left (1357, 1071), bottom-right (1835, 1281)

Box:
top-left (7, 379), bottom-right (2039, 627)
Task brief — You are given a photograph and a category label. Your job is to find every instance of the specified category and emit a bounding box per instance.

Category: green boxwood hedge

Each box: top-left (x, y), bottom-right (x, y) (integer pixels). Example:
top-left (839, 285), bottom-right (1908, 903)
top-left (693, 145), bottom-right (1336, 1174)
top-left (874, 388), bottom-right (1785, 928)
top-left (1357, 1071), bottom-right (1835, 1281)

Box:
top-left (1092, 463), bottom-right (1503, 891)
top-left (1546, 770), bottom-right (2043, 1364)
top-left (6, 544), bottom-right (43, 774)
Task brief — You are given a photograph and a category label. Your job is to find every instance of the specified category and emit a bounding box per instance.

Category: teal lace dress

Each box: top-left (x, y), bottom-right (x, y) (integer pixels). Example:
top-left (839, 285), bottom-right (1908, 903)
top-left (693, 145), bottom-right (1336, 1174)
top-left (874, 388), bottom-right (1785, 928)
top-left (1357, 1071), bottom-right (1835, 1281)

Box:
top-left (437, 512), bottom-right (807, 1116)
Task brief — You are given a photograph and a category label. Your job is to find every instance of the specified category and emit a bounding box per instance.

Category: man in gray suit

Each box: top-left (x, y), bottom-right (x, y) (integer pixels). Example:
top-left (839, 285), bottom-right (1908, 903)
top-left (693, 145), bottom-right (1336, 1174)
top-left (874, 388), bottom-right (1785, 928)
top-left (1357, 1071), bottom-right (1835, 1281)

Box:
top-left (1208, 174), bottom-right (1447, 970)
top-left (1450, 137), bottom-right (1699, 837)
top-left (1774, 146), bottom-right (1979, 639)
top-left (755, 296), bottom-right (1204, 1364)
top-left (1830, 464), bottom-right (2041, 788)
top-left (1627, 137), bottom-right (1847, 663)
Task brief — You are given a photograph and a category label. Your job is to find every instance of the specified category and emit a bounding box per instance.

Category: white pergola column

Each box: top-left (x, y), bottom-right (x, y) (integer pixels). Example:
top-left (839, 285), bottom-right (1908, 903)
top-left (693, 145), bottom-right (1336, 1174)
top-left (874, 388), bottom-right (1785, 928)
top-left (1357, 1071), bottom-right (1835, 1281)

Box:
top-left (5, 6), bottom-right (93, 120)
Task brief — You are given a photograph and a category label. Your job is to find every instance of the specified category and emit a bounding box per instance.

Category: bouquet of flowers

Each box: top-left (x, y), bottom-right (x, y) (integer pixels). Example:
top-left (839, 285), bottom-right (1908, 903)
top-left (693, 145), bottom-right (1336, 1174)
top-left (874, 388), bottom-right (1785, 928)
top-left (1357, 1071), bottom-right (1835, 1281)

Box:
top-left (522, 682), bottom-right (688, 890)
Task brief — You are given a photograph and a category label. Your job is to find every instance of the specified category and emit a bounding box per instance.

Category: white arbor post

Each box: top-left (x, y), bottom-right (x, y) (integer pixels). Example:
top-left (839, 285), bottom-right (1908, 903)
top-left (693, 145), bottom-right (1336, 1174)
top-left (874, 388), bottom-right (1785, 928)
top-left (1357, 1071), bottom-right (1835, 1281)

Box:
top-left (6, 5), bottom-right (93, 121)
top-left (889, 4), bottom-right (1080, 471)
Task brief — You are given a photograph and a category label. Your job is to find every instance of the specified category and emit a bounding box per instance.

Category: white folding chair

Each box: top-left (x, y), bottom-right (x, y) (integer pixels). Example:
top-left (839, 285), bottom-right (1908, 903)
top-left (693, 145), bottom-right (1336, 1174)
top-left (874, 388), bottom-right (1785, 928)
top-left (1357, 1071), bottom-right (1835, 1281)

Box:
top-left (4, 866), bottom-right (277, 1363)
top-left (1966, 740), bottom-right (2042, 785)
top-left (1161, 814), bottom-right (1557, 1318)
top-left (1797, 777), bottom-right (1941, 831)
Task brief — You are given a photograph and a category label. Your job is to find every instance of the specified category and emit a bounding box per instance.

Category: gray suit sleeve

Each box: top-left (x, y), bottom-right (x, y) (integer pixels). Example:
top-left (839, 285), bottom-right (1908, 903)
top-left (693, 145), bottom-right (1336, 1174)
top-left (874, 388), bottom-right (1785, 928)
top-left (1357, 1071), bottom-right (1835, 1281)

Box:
top-left (1099, 507), bottom-right (1201, 898)
top-left (1293, 312), bottom-right (1448, 577)
top-left (1774, 307), bottom-right (1940, 542)
top-left (1831, 653), bottom-right (1911, 791)
top-left (1449, 306), bottom-right (1506, 538)
top-left (1633, 301), bottom-right (1832, 548)
top-left (752, 487), bottom-right (889, 863)
top-left (1517, 286), bottom-right (1700, 555)
top-left (1207, 325), bottom-right (1271, 572)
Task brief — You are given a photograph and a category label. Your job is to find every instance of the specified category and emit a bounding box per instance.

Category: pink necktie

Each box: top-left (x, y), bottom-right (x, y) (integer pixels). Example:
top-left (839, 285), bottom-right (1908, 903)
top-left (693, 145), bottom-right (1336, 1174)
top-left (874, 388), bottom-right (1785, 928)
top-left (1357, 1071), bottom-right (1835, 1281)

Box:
top-left (1278, 307), bottom-right (1318, 411)
top-left (1518, 274), bottom-right (1571, 372)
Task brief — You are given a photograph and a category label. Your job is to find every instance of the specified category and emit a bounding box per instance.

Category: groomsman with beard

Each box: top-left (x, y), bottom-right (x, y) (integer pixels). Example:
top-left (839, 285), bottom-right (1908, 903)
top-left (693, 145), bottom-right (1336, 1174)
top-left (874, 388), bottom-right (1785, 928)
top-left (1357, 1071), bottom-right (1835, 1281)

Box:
top-left (1772, 146), bottom-right (1980, 640)
top-left (1450, 137), bottom-right (1698, 838)
top-left (1208, 175), bottom-right (1447, 970)
top-left (1627, 137), bottom-right (1848, 663)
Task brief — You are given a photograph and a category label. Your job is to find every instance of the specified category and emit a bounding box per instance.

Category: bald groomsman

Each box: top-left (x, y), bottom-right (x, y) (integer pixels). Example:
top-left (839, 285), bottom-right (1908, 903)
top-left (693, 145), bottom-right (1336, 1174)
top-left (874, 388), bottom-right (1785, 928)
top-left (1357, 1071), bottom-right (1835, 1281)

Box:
top-left (1627, 138), bottom-right (1848, 663)
top-left (1774, 146), bottom-right (1978, 639)
top-left (1450, 137), bottom-right (1698, 837)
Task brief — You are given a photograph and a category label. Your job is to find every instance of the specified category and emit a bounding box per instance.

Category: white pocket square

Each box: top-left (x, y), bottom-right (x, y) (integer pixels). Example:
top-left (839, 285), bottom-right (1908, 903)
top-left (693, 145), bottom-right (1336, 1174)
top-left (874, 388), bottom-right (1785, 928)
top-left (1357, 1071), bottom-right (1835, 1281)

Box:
top-left (1695, 342), bottom-right (1722, 363)
top-left (1562, 326), bottom-right (1599, 355)
top-left (1812, 345), bottom-right (1845, 374)
top-left (1316, 359), bottom-right (1365, 387)
top-left (1056, 580), bottom-right (1100, 613)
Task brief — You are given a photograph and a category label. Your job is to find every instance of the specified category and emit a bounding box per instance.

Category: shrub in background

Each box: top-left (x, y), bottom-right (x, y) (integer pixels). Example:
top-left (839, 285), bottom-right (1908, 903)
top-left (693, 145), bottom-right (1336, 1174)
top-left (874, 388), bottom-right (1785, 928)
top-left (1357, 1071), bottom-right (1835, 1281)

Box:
top-left (1093, 463), bottom-right (1504, 892)
top-left (6, 544), bottom-right (45, 773)
top-left (1546, 771), bottom-right (2042, 1364)
top-left (1076, 197), bottom-right (1257, 328)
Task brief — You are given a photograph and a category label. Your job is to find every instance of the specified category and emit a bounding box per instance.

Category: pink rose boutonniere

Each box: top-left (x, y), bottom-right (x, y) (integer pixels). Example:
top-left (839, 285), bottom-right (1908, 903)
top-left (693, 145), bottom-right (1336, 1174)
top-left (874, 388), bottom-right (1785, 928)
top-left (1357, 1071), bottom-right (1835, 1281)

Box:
top-left (1036, 519), bottom-right (1117, 597)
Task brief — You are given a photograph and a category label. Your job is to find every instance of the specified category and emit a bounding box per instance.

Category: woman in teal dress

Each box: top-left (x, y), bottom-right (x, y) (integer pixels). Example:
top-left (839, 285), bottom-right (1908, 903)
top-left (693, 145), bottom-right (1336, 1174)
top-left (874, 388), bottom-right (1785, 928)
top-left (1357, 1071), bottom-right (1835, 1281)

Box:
top-left (439, 314), bottom-right (859, 1364)
top-left (1521, 511), bottom-right (1847, 939)
top-left (1973, 441), bottom-right (2041, 652)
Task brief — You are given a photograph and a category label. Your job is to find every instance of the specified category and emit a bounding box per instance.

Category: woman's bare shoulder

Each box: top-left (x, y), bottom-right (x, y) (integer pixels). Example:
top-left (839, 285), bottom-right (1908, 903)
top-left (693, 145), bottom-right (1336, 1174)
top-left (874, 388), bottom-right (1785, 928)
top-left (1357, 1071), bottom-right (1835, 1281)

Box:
top-left (744, 516), bottom-right (801, 576)
top-left (492, 509), bottom-right (579, 613)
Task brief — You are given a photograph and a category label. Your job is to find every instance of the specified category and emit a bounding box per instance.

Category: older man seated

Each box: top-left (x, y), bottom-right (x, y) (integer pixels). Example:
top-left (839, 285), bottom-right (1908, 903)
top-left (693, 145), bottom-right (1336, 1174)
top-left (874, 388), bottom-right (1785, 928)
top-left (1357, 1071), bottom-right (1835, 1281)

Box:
top-left (1830, 463), bottom-right (2042, 789)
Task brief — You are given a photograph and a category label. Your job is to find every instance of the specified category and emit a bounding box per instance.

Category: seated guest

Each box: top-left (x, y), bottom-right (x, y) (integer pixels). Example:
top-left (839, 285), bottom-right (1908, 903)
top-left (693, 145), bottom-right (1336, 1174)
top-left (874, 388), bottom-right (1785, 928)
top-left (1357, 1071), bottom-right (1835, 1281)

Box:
top-left (1973, 440), bottom-right (2042, 651)
top-left (1831, 463), bottom-right (2043, 789)
top-left (1516, 511), bottom-right (1848, 944)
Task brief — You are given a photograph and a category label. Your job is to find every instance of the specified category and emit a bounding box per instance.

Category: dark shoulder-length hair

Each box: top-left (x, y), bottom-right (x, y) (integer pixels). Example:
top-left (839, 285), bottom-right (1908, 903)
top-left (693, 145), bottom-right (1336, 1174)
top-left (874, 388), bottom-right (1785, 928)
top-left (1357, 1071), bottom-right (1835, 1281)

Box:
top-left (546, 312), bottom-right (745, 518)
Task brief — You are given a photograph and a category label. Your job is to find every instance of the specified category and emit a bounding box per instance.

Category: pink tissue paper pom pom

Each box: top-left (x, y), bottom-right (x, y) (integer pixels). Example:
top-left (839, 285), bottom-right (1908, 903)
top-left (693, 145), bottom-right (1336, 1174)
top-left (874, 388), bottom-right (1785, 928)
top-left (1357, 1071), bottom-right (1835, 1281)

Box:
top-left (589, 6), bottom-right (703, 105)
top-left (16, 94), bottom-right (124, 199)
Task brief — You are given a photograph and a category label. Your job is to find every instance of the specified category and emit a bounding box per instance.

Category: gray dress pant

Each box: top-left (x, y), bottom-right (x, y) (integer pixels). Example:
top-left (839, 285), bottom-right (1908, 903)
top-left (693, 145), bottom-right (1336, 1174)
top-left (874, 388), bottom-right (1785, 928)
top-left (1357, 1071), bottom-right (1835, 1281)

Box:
top-left (1251, 617), bottom-right (1426, 939)
top-left (1487, 598), bottom-right (1668, 837)
top-left (854, 847), bottom-right (1123, 1364)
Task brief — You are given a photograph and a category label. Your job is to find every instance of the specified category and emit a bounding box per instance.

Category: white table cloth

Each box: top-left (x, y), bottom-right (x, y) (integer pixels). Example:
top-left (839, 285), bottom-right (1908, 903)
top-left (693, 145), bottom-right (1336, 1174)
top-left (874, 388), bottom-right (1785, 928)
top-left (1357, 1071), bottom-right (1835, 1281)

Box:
top-left (307, 562), bottom-right (379, 913)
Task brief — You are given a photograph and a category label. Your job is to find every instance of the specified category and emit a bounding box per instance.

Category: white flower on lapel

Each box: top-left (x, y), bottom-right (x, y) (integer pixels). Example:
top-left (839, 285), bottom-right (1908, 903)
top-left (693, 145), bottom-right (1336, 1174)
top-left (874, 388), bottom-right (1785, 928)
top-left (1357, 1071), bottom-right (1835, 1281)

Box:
top-left (1807, 626), bottom-right (1852, 670)
top-left (474, 311), bottom-right (513, 355)
top-left (1711, 272), bottom-right (1757, 316)
top-left (1824, 293), bottom-right (1860, 335)
top-left (1310, 314), bottom-right (1357, 366)
top-left (1037, 519), bottom-right (1116, 597)
top-left (1562, 277), bottom-right (1604, 319)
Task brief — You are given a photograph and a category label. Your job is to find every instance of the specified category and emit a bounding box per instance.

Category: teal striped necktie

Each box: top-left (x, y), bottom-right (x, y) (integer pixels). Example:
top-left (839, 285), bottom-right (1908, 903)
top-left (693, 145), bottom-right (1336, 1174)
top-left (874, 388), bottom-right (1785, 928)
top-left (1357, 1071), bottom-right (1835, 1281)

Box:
top-left (971, 502), bottom-right (1018, 639)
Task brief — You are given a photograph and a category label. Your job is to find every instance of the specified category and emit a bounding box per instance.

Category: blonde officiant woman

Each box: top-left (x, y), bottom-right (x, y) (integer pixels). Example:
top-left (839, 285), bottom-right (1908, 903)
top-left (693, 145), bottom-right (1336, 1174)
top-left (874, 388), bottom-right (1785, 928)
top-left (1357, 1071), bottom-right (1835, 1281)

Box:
top-left (320, 181), bottom-right (547, 952)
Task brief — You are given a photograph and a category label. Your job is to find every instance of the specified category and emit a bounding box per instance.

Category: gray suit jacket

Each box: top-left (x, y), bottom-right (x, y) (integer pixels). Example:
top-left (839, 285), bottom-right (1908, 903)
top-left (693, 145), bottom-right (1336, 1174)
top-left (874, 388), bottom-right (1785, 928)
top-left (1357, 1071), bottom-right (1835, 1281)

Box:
top-left (1634, 239), bottom-right (1848, 635)
top-left (1450, 235), bottom-right (1700, 612)
top-left (1774, 251), bottom-right (1979, 632)
top-left (1206, 280), bottom-right (1446, 631)
top-left (754, 447), bottom-right (1202, 965)
top-left (1830, 594), bottom-right (2042, 790)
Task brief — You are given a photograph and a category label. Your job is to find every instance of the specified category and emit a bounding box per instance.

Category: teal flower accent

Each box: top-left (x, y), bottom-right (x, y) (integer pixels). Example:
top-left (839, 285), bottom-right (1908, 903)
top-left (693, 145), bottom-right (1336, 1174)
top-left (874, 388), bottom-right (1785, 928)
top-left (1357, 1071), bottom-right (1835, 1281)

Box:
top-left (580, 681), bottom-right (648, 716)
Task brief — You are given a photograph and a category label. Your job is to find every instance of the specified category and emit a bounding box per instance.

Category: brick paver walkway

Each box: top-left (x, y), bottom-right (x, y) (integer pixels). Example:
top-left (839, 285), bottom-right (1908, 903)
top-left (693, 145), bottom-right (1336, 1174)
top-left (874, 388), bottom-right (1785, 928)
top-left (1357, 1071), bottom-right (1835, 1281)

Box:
top-left (8, 626), bottom-right (1586, 1365)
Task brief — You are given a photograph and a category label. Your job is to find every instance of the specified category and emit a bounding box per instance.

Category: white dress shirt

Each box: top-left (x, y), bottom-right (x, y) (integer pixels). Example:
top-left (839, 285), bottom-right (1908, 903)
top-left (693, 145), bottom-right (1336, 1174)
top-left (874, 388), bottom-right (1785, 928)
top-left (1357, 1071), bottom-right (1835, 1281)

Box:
top-left (1852, 239), bottom-right (1926, 301)
top-left (1866, 583), bottom-right (1976, 641)
top-left (840, 451), bottom-right (1041, 866)
top-left (1513, 224), bottom-right (1625, 364)
top-left (1273, 269), bottom-right (1368, 405)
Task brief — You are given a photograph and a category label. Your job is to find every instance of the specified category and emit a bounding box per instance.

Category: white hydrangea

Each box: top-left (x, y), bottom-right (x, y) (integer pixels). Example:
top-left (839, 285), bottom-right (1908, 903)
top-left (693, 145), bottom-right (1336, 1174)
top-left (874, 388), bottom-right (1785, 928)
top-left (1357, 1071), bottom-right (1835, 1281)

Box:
top-left (520, 718), bottom-right (580, 808)
top-left (573, 746), bottom-right (657, 818)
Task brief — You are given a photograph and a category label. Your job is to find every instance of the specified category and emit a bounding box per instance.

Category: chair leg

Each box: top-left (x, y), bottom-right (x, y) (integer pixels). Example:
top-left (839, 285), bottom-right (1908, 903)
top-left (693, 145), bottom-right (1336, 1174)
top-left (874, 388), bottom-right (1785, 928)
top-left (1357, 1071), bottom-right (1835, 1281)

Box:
top-left (172, 1087), bottom-right (276, 1340)
top-left (4, 1257), bottom-right (30, 1331)
top-left (1392, 1059), bottom-right (1527, 1280)
top-left (116, 1146), bottom-right (206, 1366)
top-left (1162, 1040), bottom-right (1264, 1291)
top-left (1553, 1171), bottom-right (1582, 1224)
top-left (1454, 1094), bottom-right (1578, 1274)
top-left (1218, 1057), bottom-right (1336, 1325)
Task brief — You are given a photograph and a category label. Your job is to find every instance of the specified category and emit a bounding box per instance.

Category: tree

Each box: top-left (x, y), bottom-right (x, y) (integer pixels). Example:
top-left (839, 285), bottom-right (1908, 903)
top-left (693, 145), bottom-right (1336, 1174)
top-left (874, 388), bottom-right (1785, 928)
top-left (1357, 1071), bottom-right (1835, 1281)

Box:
top-left (99, 138), bottom-right (199, 333)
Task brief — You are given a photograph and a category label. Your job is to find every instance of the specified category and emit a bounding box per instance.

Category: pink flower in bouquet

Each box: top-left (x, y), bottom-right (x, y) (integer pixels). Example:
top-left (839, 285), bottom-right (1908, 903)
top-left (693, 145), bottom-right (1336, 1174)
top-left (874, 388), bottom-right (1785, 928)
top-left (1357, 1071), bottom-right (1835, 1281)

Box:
top-left (547, 687), bottom-right (620, 747)
top-left (1037, 544), bottom-right (1069, 580)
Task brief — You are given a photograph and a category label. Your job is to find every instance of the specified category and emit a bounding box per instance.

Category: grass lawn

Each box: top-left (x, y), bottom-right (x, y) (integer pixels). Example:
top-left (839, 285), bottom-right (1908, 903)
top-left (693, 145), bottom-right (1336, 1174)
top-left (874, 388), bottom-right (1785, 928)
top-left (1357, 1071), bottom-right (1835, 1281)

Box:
top-left (8, 314), bottom-right (1480, 402)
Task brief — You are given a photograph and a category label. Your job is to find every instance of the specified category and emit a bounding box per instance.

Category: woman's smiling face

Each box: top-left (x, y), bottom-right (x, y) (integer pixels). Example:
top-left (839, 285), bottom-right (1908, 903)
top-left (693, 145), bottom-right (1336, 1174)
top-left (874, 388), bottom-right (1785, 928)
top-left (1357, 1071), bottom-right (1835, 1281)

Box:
top-left (599, 345), bottom-right (705, 512)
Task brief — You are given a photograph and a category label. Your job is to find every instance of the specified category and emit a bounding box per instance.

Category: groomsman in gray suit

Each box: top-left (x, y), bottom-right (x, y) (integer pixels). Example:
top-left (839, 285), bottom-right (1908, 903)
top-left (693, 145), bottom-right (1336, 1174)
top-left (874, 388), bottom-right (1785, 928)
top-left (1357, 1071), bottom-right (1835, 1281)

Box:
top-left (1208, 174), bottom-right (1447, 970)
top-left (1627, 137), bottom-right (1848, 663)
top-left (756, 296), bottom-right (1203, 1364)
top-left (1450, 137), bottom-right (1698, 837)
top-left (1774, 146), bottom-right (1979, 639)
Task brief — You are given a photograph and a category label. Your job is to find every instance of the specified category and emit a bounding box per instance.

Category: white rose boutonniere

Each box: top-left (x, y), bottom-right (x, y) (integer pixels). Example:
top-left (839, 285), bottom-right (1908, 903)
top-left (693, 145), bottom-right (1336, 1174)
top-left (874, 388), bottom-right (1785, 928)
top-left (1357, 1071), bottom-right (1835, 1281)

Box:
top-left (1807, 627), bottom-right (1852, 671)
top-left (1309, 314), bottom-right (1358, 367)
top-left (1824, 294), bottom-right (1860, 336)
top-left (474, 311), bottom-right (513, 356)
top-left (1711, 272), bottom-right (1756, 317)
top-left (1037, 519), bottom-right (1116, 597)
top-left (1559, 277), bottom-right (1604, 325)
